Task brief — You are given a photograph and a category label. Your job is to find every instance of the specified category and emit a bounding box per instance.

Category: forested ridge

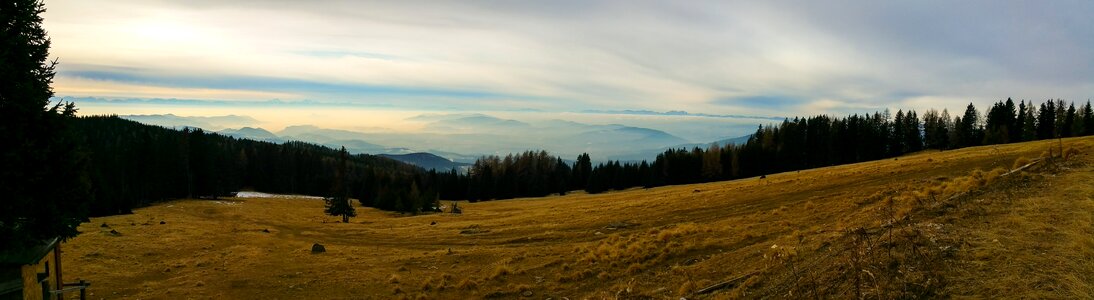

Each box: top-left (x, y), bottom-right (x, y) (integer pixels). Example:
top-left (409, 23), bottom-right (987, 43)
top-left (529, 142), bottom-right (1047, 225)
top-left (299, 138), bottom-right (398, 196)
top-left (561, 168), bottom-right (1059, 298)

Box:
top-left (75, 115), bottom-right (440, 216)
top-left (436, 98), bottom-right (1094, 201)
top-left (73, 98), bottom-right (1093, 216)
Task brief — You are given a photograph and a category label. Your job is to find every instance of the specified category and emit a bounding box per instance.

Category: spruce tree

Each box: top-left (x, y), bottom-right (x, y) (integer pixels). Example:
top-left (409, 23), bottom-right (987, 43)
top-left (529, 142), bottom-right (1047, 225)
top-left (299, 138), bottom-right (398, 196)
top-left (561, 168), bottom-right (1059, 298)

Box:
top-left (572, 153), bottom-right (592, 190)
top-left (324, 147), bottom-right (355, 222)
top-left (1015, 101), bottom-right (1027, 142)
top-left (1083, 101), bottom-right (1094, 136)
top-left (1021, 102), bottom-right (1038, 141)
top-left (1063, 103), bottom-right (1076, 137)
top-left (1037, 101), bottom-right (1057, 139)
top-left (1, 0), bottom-right (90, 250)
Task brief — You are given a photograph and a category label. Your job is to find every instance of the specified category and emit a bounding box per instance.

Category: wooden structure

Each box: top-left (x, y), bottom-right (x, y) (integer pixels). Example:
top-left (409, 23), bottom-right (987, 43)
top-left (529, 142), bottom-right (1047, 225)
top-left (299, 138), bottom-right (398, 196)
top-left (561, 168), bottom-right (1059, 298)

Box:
top-left (0, 238), bottom-right (89, 300)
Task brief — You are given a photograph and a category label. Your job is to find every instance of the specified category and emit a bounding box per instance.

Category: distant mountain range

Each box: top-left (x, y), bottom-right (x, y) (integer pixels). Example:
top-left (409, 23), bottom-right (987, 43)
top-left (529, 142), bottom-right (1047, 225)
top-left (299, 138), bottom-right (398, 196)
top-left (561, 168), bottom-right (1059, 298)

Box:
top-left (219, 127), bottom-right (278, 140)
top-left (608, 134), bottom-right (752, 162)
top-left (120, 114), bottom-right (259, 131)
top-left (121, 112), bottom-right (755, 165)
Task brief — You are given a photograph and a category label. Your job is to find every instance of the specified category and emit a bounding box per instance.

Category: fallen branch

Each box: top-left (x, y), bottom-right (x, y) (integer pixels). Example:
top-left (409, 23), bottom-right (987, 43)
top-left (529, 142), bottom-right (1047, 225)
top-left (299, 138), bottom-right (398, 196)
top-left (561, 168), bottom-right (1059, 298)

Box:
top-left (1001, 158), bottom-right (1041, 177)
top-left (695, 271), bottom-right (756, 295)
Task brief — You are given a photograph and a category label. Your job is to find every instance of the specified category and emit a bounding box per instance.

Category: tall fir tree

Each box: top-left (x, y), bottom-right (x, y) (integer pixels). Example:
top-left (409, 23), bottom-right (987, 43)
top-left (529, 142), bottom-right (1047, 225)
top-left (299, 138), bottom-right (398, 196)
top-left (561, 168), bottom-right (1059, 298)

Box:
top-left (955, 103), bottom-right (981, 148)
top-left (572, 153), bottom-right (592, 190)
top-left (1063, 103), bottom-right (1076, 137)
top-left (1021, 102), bottom-right (1038, 142)
top-left (1015, 101), bottom-right (1027, 142)
top-left (1037, 101), bottom-right (1057, 139)
top-left (1, 0), bottom-right (90, 250)
top-left (1083, 101), bottom-right (1094, 136)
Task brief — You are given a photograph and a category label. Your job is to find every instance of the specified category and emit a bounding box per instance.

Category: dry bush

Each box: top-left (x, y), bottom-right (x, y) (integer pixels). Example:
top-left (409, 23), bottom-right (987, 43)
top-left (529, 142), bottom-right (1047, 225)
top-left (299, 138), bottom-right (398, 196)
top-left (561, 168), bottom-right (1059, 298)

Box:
top-left (419, 278), bottom-right (433, 291)
top-left (1013, 157), bottom-right (1032, 169)
top-left (455, 278), bottom-right (478, 290)
top-left (1063, 147), bottom-right (1079, 160)
top-left (558, 268), bottom-right (594, 283)
top-left (510, 283), bottom-right (531, 293)
top-left (488, 263), bottom-right (512, 280)
top-left (678, 280), bottom-right (696, 297)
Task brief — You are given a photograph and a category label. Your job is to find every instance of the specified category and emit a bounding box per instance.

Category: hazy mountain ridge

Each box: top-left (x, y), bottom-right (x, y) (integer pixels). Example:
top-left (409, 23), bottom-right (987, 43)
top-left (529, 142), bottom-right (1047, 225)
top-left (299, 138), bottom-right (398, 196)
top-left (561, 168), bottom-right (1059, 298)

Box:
top-left (120, 113), bottom-right (259, 130)
top-left (379, 153), bottom-right (471, 172)
top-left (219, 127), bottom-right (278, 141)
top-left (608, 134), bottom-right (753, 162)
top-left (122, 112), bottom-right (759, 162)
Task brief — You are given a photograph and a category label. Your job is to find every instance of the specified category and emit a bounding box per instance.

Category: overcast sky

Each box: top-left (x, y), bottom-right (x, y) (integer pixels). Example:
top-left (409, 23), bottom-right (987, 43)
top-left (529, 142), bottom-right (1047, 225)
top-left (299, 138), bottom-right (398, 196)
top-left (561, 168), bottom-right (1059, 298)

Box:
top-left (44, 0), bottom-right (1093, 118)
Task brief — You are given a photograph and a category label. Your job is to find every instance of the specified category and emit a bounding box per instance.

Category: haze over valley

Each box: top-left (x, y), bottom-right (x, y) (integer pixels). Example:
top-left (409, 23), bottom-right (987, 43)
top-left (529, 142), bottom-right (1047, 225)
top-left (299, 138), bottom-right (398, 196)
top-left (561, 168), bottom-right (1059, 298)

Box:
top-left (108, 106), bottom-right (759, 164)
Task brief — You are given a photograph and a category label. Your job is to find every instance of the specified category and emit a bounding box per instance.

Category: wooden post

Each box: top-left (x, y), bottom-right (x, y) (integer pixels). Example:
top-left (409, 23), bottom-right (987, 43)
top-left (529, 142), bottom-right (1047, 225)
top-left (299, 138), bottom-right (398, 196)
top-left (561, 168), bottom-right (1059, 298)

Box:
top-left (78, 280), bottom-right (86, 300)
top-left (55, 244), bottom-right (63, 300)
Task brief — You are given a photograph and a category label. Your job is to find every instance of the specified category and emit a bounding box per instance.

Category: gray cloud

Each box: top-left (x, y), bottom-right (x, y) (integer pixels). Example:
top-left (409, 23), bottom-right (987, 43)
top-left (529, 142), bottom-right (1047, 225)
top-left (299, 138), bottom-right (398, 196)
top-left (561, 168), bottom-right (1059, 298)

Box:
top-left (44, 0), bottom-right (1094, 116)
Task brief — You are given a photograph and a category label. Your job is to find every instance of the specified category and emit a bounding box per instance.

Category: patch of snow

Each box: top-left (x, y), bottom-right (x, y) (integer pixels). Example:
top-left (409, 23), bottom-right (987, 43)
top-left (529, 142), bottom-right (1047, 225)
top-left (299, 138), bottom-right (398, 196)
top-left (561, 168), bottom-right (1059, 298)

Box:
top-left (234, 191), bottom-right (323, 200)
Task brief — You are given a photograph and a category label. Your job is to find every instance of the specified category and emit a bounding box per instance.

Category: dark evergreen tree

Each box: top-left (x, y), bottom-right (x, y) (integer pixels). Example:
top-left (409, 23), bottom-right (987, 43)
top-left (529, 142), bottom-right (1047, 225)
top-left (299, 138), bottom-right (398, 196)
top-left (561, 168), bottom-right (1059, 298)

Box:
top-left (1083, 101), bottom-right (1094, 136)
top-left (572, 153), bottom-right (592, 191)
top-left (1021, 102), bottom-right (1038, 142)
top-left (1062, 103), bottom-right (1076, 137)
top-left (953, 103), bottom-right (981, 148)
top-left (890, 110), bottom-right (906, 156)
top-left (922, 109), bottom-right (948, 150)
top-left (1015, 101), bottom-right (1027, 142)
top-left (1037, 101), bottom-right (1057, 139)
top-left (984, 99), bottom-right (1017, 144)
top-left (902, 110), bottom-right (922, 153)
top-left (1005, 98), bottom-right (1019, 141)
top-left (1054, 99), bottom-right (1068, 137)
top-left (325, 147), bottom-right (355, 222)
top-left (0, 0), bottom-right (90, 250)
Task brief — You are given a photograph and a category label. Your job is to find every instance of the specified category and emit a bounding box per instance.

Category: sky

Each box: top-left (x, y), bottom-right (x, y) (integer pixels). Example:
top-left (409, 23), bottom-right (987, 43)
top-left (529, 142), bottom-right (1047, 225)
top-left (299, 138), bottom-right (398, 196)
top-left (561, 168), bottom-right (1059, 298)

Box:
top-left (43, 0), bottom-right (1094, 139)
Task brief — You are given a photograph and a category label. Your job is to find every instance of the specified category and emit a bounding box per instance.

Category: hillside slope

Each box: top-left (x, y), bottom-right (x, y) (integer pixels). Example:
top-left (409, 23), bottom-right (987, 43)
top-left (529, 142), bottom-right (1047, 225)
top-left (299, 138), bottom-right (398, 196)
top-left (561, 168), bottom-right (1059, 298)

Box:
top-left (62, 137), bottom-right (1094, 299)
top-left (380, 152), bottom-right (470, 171)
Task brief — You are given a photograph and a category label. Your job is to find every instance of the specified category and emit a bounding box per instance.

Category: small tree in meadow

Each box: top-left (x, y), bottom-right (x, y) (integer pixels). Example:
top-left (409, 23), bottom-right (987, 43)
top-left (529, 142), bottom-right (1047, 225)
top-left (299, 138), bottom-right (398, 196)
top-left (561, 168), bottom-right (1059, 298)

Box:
top-left (325, 147), bottom-right (355, 222)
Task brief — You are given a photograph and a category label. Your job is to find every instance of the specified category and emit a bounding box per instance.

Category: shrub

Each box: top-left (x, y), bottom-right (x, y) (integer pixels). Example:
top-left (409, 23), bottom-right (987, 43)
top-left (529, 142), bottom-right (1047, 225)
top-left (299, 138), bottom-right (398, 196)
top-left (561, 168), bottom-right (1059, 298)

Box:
top-left (1012, 157), bottom-right (1032, 169)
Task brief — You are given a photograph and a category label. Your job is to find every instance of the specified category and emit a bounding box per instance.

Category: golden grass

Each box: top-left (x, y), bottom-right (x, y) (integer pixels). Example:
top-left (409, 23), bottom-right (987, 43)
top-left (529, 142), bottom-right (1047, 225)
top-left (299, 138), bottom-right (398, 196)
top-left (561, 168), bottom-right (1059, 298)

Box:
top-left (60, 136), bottom-right (1094, 299)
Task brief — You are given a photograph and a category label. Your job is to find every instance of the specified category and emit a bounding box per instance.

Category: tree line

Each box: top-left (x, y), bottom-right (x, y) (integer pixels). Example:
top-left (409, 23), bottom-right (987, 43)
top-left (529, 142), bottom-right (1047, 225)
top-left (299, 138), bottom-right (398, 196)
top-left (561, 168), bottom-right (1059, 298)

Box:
top-left (57, 98), bottom-right (1094, 216)
top-left (433, 98), bottom-right (1093, 201)
top-left (73, 116), bottom-right (441, 216)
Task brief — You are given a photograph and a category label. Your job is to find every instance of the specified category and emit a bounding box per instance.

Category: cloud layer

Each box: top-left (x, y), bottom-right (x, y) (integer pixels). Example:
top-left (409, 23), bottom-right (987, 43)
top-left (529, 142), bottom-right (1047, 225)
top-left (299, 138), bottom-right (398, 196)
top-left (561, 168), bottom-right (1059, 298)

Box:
top-left (45, 0), bottom-right (1093, 116)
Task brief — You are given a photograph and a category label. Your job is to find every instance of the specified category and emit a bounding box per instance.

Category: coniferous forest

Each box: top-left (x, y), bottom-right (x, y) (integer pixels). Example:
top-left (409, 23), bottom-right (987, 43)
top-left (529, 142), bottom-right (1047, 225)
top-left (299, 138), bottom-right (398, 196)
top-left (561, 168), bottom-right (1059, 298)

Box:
top-left (74, 116), bottom-right (439, 216)
top-left (70, 98), bottom-right (1093, 216)
top-left (437, 98), bottom-right (1094, 201)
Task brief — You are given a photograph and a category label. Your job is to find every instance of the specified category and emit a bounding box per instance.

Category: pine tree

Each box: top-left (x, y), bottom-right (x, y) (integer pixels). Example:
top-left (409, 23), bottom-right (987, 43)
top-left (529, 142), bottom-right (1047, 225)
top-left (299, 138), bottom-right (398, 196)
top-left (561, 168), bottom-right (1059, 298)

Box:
top-left (572, 153), bottom-right (592, 190)
top-left (903, 110), bottom-right (922, 153)
top-left (1021, 102), bottom-right (1038, 141)
top-left (1083, 101), bottom-right (1094, 136)
top-left (1004, 98), bottom-right (1019, 141)
top-left (1015, 101), bottom-right (1027, 142)
top-left (890, 110), bottom-right (906, 156)
top-left (954, 103), bottom-right (981, 147)
top-left (1, 0), bottom-right (90, 250)
top-left (1063, 103), bottom-right (1076, 137)
top-left (701, 143), bottom-right (722, 179)
top-left (1037, 101), bottom-right (1057, 139)
top-left (325, 147), bottom-right (355, 222)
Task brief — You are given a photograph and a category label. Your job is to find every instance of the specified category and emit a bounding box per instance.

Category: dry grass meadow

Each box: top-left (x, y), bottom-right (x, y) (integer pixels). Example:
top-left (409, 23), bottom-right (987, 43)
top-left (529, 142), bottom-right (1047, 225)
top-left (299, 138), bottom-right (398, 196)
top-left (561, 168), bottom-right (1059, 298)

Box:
top-left (62, 136), bottom-right (1094, 299)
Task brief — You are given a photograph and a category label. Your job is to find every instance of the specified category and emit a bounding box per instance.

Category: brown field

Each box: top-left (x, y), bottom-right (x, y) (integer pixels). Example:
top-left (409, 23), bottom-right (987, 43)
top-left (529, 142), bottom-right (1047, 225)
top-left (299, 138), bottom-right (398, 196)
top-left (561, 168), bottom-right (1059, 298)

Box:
top-left (63, 137), bottom-right (1094, 299)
